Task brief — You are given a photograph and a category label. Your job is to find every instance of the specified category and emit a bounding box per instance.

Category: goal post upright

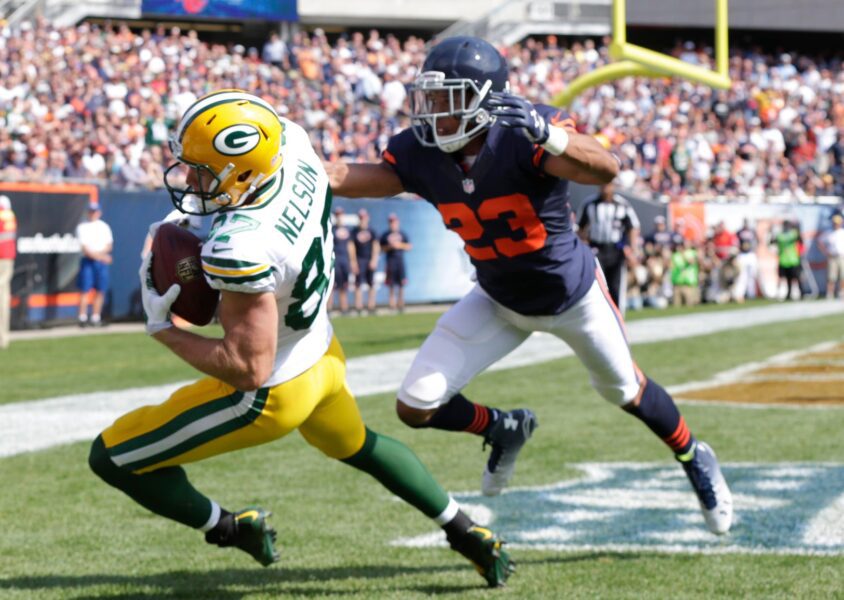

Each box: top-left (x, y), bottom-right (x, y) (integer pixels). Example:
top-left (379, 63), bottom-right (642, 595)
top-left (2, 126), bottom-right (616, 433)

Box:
top-left (553, 0), bottom-right (731, 107)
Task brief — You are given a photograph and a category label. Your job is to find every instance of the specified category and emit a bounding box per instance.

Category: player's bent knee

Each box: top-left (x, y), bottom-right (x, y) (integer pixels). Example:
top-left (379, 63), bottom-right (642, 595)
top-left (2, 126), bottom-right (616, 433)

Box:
top-left (592, 381), bottom-right (640, 407)
top-left (395, 399), bottom-right (434, 428)
top-left (398, 368), bottom-right (449, 411)
top-left (88, 434), bottom-right (126, 485)
top-left (299, 421), bottom-right (367, 460)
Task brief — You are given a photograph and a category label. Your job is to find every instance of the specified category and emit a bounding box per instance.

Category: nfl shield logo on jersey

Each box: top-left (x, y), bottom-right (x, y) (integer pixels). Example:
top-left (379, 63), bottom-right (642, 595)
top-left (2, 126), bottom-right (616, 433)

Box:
top-left (462, 178), bottom-right (475, 194)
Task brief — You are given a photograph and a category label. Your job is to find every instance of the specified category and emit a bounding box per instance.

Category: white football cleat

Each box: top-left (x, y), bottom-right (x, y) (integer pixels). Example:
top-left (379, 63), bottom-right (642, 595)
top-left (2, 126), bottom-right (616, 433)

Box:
top-left (678, 441), bottom-right (733, 534)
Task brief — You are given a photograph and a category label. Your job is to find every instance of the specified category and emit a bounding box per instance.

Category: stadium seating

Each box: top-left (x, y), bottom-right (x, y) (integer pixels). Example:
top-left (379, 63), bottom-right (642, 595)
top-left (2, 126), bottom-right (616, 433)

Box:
top-left (0, 19), bottom-right (841, 202)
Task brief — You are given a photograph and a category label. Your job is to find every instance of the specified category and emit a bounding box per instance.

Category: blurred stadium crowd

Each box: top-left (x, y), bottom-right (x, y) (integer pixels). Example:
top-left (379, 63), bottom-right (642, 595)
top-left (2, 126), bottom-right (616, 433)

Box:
top-left (643, 206), bottom-right (844, 313)
top-left (0, 18), bottom-right (843, 203)
top-left (621, 216), bottom-right (805, 311)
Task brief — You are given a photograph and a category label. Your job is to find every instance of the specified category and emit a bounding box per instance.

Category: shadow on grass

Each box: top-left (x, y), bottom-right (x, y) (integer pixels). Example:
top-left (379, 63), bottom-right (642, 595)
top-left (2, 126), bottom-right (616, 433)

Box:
top-left (0, 552), bottom-right (661, 598)
top-left (0, 563), bottom-right (472, 598)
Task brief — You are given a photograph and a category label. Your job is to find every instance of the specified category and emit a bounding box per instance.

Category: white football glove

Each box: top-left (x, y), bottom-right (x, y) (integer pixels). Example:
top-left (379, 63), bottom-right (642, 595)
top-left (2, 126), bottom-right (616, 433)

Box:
top-left (139, 251), bottom-right (181, 335)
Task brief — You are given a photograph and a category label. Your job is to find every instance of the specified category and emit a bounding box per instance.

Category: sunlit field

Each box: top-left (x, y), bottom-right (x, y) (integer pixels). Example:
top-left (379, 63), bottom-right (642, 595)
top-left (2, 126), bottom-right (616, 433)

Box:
top-left (1, 304), bottom-right (842, 598)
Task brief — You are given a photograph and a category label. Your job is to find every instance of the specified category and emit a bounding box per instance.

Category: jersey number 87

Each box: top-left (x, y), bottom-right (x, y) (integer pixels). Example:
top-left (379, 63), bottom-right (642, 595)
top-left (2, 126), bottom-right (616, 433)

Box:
top-left (285, 236), bottom-right (330, 330)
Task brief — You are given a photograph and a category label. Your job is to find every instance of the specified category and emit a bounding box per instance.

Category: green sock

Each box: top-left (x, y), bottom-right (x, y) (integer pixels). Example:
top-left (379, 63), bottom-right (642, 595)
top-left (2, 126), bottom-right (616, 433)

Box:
top-left (342, 428), bottom-right (450, 518)
top-left (89, 435), bottom-right (213, 529)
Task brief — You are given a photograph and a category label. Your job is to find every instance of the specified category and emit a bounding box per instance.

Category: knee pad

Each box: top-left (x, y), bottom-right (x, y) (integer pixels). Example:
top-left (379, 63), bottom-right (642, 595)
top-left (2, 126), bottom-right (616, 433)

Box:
top-left (397, 365), bottom-right (450, 410)
top-left (591, 378), bottom-right (641, 407)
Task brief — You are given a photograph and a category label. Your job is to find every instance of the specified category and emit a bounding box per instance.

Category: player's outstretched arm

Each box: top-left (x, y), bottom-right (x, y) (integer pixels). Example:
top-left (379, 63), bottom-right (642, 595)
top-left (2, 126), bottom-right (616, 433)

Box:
top-left (324, 160), bottom-right (405, 198)
top-left (153, 290), bottom-right (278, 390)
top-left (543, 133), bottom-right (619, 184)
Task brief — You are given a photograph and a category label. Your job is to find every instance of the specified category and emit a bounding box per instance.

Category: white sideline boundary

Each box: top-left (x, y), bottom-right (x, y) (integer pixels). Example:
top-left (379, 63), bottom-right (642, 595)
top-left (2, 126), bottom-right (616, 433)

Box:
top-left (2, 301), bottom-right (844, 458)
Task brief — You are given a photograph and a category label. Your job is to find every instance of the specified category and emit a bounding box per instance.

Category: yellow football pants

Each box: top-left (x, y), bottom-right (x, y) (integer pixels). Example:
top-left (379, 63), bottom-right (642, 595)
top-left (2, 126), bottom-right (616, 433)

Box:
top-left (100, 336), bottom-right (366, 473)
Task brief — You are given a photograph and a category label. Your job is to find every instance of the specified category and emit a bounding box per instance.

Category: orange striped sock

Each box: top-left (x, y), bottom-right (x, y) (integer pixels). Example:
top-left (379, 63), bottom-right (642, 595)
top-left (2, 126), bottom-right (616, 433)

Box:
top-left (663, 417), bottom-right (694, 454)
top-left (465, 405), bottom-right (492, 434)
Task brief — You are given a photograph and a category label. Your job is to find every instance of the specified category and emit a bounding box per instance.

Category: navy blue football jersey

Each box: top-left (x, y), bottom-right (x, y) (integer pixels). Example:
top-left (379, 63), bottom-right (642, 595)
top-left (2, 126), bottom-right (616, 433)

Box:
top-left (383, 104), bottom-right (594, 315)
top-left (333, 223), bottom-right (352, 263)
top-left (352, 226), bottom-right (377, 261)
top-left (381, 229), bottom-right (410, 262)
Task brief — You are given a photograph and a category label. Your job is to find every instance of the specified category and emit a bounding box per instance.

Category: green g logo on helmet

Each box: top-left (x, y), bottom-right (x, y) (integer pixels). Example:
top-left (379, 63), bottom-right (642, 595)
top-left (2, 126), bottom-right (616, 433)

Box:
top-left (213, 124), bottom-right (261, 156)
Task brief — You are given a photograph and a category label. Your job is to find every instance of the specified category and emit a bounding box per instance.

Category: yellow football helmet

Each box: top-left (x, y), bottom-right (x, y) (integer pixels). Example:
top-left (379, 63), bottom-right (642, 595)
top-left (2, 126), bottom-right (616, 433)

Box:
top-left (164, 89), bottom-right (284, 215)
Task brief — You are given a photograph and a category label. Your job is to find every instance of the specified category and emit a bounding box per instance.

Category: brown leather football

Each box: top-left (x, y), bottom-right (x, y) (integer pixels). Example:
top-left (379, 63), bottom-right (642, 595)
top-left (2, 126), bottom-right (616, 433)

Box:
top-left (151, 222), bottom-right (219, 326)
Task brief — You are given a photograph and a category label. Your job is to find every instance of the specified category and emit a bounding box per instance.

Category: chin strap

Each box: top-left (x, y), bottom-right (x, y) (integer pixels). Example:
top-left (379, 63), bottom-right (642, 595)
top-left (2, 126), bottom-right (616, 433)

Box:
top-left (239, 172), bottom-right (268, 206)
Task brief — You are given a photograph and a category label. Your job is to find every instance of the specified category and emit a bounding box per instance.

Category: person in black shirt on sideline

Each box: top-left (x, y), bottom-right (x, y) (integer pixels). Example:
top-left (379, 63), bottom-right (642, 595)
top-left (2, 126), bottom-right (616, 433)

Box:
top-left (380, 213), bottom-right (412, 312)
top-left (329, 206), bottom-right (353, 314)
top-left (350, 208), bottom-right (380, 315)
top-left (578, 180), bottom-right (640, 314)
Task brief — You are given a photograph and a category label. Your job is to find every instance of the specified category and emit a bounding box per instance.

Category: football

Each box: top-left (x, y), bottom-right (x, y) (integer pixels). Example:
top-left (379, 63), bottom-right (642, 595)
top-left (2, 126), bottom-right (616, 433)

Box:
top-left (151, 222), bottom-right (219, 326)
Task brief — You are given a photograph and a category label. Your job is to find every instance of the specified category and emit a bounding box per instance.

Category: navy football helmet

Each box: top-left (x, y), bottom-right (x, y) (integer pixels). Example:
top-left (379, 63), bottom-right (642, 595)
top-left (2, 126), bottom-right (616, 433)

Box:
top-left (409, 36), bottom-right (509, 153)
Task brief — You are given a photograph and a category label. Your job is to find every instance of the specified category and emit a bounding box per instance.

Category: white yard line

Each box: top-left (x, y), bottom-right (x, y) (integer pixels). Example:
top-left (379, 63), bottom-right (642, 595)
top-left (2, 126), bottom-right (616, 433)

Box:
top-left (2, 301), bottom-right (844, 458)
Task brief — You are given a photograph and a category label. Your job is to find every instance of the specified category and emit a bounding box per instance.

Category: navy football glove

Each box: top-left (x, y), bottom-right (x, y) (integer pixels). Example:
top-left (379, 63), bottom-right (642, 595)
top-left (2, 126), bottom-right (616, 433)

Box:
top-left (487, 92), bottom-right (550, 144)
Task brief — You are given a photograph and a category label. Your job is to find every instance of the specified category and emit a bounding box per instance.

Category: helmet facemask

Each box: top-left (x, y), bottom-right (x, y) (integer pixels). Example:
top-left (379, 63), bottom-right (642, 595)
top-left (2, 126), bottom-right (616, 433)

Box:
top-left (409, 71), bottom-right (496, 153)
top-left (164, 153), bottom-right (228, 216)
top-left (163, 155), bottom-right (271, 217)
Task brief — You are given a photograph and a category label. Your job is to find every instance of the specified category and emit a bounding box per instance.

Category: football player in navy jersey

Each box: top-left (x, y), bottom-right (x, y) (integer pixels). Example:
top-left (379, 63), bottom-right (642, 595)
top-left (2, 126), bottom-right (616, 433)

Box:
top-left (326, 36), bottom-right (732, 534)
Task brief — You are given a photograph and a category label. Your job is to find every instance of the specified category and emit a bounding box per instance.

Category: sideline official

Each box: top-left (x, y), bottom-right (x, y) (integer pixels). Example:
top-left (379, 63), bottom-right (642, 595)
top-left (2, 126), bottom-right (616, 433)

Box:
top-left (578, 181), bottom-right (640, 313)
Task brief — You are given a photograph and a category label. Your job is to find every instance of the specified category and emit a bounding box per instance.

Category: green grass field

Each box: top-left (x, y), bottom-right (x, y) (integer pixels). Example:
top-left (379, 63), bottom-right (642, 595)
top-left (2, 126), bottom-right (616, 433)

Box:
top-left (1, 304), bottom-right (843, 598)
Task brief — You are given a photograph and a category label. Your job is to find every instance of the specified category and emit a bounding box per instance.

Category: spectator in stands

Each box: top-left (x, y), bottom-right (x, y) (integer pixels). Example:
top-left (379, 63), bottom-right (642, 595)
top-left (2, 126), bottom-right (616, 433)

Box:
top-left (819, 214), bottom-right (844, 299)
top-left (0, 195), bottom-right (16, 349)
top-left (381, 69), bottom-right (407, 118)
top-left (262, 32), bottom-right (288, 69)
top-left (116, 148), bottom-right (149, 190)
top-left (0, 21), bottom-right (841, 207)
top-left (65, 151), bottom-right (95, 180)
top-left (75, 203), bottom-right (113, 327)
top-left (380, 213), bottom-right (412, 312)
top-left (138, 152), bottom-right (164, 190)
top-left (350, 208), bottom-right (379, 315)
top-left (45, 151), bottom-right (68, 182)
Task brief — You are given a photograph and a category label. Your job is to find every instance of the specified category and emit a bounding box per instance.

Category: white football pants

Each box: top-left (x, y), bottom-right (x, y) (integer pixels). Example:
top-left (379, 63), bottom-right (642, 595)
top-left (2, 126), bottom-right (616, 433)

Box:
top-left (398, 266), bottom-right (643, 410)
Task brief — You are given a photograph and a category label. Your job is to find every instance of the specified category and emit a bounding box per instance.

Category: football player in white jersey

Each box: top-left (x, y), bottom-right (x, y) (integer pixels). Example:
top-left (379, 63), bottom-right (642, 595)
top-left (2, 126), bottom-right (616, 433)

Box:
top-left (88, 90), bottom-right (514, 587)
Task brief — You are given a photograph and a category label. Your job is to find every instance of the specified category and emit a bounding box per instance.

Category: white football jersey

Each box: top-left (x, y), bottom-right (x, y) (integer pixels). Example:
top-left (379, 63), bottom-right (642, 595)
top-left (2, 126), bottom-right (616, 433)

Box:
top-left (200, 118), bottom-right (335, 387)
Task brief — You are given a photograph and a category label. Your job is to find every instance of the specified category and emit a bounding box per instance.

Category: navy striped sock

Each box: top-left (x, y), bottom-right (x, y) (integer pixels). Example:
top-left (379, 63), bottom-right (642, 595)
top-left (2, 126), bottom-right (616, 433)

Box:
top-left (629, 379), bottom-right (695, 456)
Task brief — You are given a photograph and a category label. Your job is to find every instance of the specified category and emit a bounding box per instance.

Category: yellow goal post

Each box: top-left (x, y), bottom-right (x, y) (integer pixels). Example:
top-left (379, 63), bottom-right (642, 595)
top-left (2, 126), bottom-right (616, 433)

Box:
top-left (552, 0), bottom-right (731, 107)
